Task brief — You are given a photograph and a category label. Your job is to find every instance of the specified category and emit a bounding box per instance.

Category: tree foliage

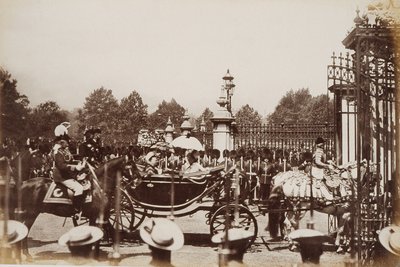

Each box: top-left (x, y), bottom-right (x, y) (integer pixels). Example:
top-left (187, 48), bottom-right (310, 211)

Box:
top-left (77, 87), bottom-right (119, 142)
top-left (117, 91), bottom-right (148, 142)
top-left (195, 108), bottom-right (214, 132)
top-left (28, 101), bottom-right (68, 138)
top-left (147, 99), bottom-right (185, 132)
top-left (234, 104), bottom-right (262, 125)
top-left (267, 88), bottom-right (333, 124)
top-left (0, 68), bottom-right (30, 142)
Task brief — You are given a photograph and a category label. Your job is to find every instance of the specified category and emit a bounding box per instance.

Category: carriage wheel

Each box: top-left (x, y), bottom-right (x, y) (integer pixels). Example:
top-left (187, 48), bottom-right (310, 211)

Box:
top-left (108, 189), bottom-right (141, 239)
top-left (209, 204), bottom-right (258, 248)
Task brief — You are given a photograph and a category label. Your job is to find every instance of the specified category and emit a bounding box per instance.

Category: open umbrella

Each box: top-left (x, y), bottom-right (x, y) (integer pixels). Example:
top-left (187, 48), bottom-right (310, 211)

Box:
top-left (170, 136), bottom-right (204, 151)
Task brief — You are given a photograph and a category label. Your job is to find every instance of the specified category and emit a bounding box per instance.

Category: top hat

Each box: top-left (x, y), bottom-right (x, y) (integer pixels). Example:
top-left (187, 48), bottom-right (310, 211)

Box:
top-left (92, 128), bottom-right (101, 134)
top-left (378, 225), bottom-right (400, 256)
top-left (211, 228), bottom-right (254, 244)
top-left (0, 220), bottom-right (28, 245)
top-left (54, 134), bottom-right (70, 143)
top-left (140, 218), bottom-right (184, 251)
top-left (288, 229), bottom-right (332, 244)
top-left (84, 129), bottom-right (94, 137)
top-left (59, 226), bottom-right (103, 247)
top-left (315, 137), bottom-right (325, 145)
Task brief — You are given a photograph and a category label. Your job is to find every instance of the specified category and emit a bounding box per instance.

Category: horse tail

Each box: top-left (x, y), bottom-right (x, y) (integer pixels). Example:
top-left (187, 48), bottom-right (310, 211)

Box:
top-left (267, 184), bottom-right (284, 238)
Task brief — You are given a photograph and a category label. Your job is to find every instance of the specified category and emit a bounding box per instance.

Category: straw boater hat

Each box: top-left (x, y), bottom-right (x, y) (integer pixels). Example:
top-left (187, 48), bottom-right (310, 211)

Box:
top-left (0, 220), bottom-right (28, 245)
top-left (288, 228), bottom-right (332, 244)
top-left (378, 225), bottom-right (400, 256)
top-left (140, 218), bottom-right (184, 251)
top-left (59, 226), bottom-right (103, 247)
top-left (211, 228), bottom-right (254, 244)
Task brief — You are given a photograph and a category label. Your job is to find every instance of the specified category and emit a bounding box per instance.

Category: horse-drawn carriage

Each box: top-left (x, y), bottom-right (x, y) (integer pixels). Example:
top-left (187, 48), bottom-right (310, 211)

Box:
top-left (108, 162), bottom-right (259, 246)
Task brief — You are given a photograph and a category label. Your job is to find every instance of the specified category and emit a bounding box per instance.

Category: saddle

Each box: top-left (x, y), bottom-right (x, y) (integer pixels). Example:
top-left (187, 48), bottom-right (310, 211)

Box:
top-left (43, 176), bottom-right (92, 205)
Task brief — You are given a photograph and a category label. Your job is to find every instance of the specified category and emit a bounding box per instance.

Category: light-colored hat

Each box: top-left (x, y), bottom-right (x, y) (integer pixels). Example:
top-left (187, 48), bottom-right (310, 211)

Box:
top-left (61, 122), bottom-right (71, 128)
top-left (211, 228), bottom-right (254, 244)
top-left (140, 218), bottom-right (184, 251)
top-left (0, 220), bottom-right (28, 244)
top-left (145, 151), bottom-right (158, 164)
top-left (54, 124), bottom-right (69, 137)
top-left (378, 225), bottom-right (400, 256)
top-left (59, 226), bottom-right (103, 247)
top-left (289, 229), bottom-right (332, 244)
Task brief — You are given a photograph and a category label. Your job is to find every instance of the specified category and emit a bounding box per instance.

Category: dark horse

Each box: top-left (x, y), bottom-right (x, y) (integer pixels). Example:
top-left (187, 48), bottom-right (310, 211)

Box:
top-left (10, 156), bottom-right (132, 257)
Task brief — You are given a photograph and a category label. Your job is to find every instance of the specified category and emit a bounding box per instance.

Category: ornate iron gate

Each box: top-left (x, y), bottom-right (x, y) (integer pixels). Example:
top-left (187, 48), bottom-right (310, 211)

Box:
top-left (328, 10), bottom-right (398, 264)
top-left (234, 123), bottom-right (335, 155)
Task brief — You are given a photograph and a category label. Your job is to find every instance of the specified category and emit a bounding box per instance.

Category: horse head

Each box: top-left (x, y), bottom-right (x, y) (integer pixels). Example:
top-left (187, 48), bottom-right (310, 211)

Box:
top-left (89, 156), bottom-right (129, 195)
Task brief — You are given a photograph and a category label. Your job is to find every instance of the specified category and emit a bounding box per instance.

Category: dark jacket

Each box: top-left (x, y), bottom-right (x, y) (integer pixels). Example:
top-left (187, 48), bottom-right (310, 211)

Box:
top-left (53, 149), bottom-right (77, 183)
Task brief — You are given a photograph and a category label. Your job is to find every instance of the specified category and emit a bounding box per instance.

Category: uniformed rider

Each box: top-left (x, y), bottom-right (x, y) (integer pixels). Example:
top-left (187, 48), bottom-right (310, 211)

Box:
top-left (312, 137), bottom-right (334, 180)
top-left (53, 135), bottom-right (86, 212)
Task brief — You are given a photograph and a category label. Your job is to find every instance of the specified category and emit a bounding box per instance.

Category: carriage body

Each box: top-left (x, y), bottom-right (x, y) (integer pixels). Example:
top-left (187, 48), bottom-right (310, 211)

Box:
top-left (114, 163), bottom-right (258, 247)
top-left (127, 173), bottom-right (215, 210)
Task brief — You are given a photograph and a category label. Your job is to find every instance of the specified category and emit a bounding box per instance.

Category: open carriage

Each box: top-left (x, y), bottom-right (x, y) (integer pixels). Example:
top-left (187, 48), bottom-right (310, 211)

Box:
top-left (110, 163), bottom-right (259, 246)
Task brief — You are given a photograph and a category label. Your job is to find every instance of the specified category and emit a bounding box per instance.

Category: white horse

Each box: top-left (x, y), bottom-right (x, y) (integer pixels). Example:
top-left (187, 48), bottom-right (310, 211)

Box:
top-left (267, 161), bottom-right (370, 251)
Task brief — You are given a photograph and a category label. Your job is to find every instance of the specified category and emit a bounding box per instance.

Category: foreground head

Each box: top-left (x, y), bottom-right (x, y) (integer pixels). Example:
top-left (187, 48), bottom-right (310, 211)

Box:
top-left (59, 225), bottom-right (103, 258)
top-left (379, 225), bottom-right (400, 257)
top-left (140, 218), bottom-right (184, 252)
top-left (289, 228), bottom-right (332, 264)
top-left (211, 228), bottom-right (254, 263)
top-left (0, 220), bottom-right (28, 245)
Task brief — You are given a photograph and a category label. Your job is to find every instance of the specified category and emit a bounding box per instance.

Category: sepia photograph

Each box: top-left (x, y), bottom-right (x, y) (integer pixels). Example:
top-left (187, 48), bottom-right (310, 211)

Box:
top-left (0, 0), bottom-right (399, 266)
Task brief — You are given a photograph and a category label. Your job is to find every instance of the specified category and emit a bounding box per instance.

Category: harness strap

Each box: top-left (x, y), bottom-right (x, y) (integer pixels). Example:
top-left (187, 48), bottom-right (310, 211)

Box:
top-left (86, 162), bottom-right (103, 193)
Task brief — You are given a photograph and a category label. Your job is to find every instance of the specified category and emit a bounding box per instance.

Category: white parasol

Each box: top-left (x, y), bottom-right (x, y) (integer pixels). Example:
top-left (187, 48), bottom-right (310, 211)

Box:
top-left (170, 136), bottom-right (204, 151)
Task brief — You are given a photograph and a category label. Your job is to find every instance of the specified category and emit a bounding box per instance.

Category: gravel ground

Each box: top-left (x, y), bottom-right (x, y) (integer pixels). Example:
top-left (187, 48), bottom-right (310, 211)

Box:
top-left (19, 205), bottom-right (352, 266)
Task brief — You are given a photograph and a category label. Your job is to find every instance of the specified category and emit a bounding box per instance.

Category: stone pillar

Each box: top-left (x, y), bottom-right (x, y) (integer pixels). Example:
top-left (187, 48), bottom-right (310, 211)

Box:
top-left (164, 117), bottom-right (174, 144)
top-left (211, 90), bottom-right (235, 161)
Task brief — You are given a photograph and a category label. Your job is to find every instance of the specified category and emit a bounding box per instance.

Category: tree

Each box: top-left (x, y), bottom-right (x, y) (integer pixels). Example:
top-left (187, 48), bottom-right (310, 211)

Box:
top-left (302, 94), bottom-right (334, 124)
top-left (234, 104), bottom-right (262, 125)
top-left (28, 101), bottom-right (68, 138)
top-left (118, 91), bottom-right (148, 142)
top-left (195, 108), bottom-right (214, 132)
top-left (267, 88), bottom-right (313, 124)
top-left (147, 99), bottom-right (185, 132)
top-left (77, 87), bottom-right (119, 143)
top-left (0, 67), bottom-right (30, 142)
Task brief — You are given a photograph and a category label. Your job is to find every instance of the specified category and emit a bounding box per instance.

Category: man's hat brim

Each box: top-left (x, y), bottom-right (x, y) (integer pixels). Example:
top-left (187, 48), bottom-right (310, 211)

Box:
top-left (0, 220), bottom-right (28, 244)
top-left (211, 228), bottom-right (254, 244)
top-left (59, 226), bottom-right (103, 247)
top-left (378, 225), bottom-right (400, 256)
top-left (140, 218), bottom-right (184, 251)
top-left (289, 229), bottom-right (332, 244)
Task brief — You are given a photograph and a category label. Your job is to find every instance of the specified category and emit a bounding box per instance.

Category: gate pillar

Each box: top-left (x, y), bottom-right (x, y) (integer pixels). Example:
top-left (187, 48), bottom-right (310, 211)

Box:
top-left (211, 99), bottom-right (234, 161)
top-left (211, 70), bottom-right (236, 161)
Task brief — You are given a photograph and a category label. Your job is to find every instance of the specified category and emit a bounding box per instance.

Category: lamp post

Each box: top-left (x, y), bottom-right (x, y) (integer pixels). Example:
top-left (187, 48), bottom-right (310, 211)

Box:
top-left (222, 69), bottom-right (236, 115)
top-left (200, 117), bottom-right (206, 150)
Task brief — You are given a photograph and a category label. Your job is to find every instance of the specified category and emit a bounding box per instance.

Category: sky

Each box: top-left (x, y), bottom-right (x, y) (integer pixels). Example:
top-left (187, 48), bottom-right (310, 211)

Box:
top-left (0, 0), bottom-right (375, 117)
